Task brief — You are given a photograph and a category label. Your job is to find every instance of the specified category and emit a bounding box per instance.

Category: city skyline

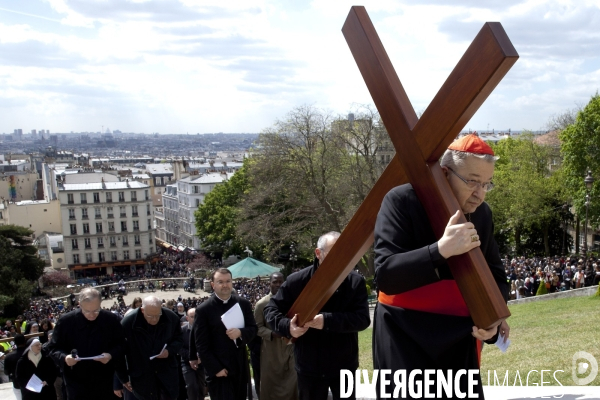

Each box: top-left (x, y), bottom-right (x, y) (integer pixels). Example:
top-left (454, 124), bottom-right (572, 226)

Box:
top-left (0, 0), bottom-right (599, 134)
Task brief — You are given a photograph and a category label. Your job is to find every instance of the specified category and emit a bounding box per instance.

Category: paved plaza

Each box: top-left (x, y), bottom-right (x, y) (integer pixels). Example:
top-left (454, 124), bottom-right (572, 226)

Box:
top-left (100, 285), bottom-right (211, 309)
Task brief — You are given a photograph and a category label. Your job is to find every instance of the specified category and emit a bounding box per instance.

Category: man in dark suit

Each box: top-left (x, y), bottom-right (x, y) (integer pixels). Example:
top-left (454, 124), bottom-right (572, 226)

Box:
top-left (193, 268), bottom-right (257, 400)
top-left (181, 307), bottom-right (206, 400)
top-left (3, 334), bottom-right (27, 399)
top-left (264, 232), bottom-right (371, 400)
top-left (117, 295), bottom-right (183, 400)
top-left (47, 288), bottom-right (124, 400)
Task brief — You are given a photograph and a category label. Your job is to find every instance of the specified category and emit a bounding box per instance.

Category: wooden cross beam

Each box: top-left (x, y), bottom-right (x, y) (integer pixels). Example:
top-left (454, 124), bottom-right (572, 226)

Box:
top-left (286, 6), bottom-right (517, 330)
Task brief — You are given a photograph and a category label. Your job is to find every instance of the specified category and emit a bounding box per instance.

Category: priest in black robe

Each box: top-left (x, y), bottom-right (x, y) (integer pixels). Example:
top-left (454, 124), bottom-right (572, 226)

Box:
top-left (373, 135), bottom-right (510, 399)
top-left (193, 268), bottom-right (257, 400)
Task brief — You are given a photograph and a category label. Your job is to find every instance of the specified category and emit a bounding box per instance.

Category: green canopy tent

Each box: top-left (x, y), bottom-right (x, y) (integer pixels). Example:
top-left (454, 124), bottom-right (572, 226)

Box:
top-left (227, 257), bottom-right (281, 279)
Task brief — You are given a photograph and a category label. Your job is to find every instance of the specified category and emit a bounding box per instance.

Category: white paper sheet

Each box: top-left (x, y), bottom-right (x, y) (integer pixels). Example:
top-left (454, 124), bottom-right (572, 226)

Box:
top-left (221, 303), bottom-right (245, 347)
top-left (76, 354), bottom-right (105, 361)
top-left (221, 303), bottom-right (245, 329)
top-left (495, 333), bottom-right (511, 353)
top-left (25, 374), bottom-right (44, 393)
top-left (149, 344), bottom-right (168, 360)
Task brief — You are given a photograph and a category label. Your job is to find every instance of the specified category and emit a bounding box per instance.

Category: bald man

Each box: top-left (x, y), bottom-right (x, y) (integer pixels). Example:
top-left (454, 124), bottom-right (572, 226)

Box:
top-left (264, 232), bottom-right (370, 400)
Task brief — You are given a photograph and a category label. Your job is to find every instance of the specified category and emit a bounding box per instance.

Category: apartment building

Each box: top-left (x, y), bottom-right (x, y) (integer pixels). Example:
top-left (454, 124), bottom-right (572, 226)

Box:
top-left (155, 172), bottom-right (232, 250)
top-left (59, 179), bottom-right (155, 278)
top-left (177, 172), bottom-right (232, 249)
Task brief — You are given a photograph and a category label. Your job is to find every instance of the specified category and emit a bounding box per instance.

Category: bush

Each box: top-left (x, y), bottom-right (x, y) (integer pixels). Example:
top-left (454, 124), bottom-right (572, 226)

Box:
top-left (42, 270), bottom-right (73, 287)
top-left (366, 284), bottom-right (371, 295)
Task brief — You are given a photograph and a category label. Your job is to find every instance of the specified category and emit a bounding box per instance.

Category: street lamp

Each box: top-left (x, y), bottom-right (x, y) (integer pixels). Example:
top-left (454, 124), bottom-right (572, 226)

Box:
top-left (583, 170), bottom-right (594, 266)
top-left (561, 203), bottom-right (569, 256)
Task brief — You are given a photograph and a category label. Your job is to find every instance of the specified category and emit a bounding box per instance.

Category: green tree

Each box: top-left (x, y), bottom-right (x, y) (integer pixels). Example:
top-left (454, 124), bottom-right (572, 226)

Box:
top-left (194, 161), bottom-right (250, 256)
top-left (237, 105), bottom-right (389, 273)
top-left (560, 93), bottom-right (600, 230)
top-left (0, 225), bottom-right (45, 316)
top-left (238, 105), bottom-right (353, 260)
top-left (487, 133), bottom-right (568, 255)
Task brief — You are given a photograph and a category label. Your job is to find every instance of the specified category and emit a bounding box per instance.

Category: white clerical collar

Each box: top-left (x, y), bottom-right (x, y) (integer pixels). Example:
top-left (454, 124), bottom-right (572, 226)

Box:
top-left (215, 294), bottom-right (232, 304)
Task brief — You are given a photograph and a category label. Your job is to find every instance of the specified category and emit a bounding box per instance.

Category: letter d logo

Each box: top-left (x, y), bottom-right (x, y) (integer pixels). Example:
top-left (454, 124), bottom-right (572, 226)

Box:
top-left (572, 351), bottom-right (598, 385)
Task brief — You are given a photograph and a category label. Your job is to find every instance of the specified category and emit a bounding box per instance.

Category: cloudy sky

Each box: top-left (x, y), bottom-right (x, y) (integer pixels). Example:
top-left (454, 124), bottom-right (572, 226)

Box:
top-left (0, 0), bottom-right (599, 134)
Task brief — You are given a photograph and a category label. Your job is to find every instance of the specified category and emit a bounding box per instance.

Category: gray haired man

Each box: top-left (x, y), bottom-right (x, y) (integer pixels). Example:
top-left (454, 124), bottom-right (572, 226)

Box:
top-left (48, 288), bottom-right (124, 400)
top-left (117, 296), bottom-right (183, 400)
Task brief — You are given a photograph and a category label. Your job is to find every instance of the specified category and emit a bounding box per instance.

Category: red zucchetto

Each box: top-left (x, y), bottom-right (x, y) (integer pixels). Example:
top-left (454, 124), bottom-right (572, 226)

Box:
top-left (447, 134), bottom-right (495, 155)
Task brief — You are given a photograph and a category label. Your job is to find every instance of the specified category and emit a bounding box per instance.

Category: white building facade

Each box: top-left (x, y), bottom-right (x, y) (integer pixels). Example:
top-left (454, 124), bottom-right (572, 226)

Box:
top-left (155, 172), bottom-right (231, 250)
top-left (177, 172), bottom-right (231, 249)
top-left (59, 180), bottom-right (155, 278)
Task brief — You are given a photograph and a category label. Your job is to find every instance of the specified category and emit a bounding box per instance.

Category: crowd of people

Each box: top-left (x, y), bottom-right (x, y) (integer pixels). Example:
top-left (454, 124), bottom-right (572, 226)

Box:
top-left (0, 242), bottom-right (599, 399)
top-left (502, 255), bottom-right (600, 299)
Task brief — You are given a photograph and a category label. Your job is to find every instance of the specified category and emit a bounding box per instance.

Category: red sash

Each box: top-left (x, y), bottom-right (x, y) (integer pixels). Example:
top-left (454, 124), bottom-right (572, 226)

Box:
top-left (378, 280), bottom-right (470, 316)
top-left (378, 280), bottom-right (483, 366)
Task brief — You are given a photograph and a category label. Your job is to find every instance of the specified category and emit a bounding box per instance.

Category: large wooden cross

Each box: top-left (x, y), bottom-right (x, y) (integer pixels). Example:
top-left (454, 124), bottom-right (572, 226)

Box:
top-left (286, 6), bottom-right (517, 330)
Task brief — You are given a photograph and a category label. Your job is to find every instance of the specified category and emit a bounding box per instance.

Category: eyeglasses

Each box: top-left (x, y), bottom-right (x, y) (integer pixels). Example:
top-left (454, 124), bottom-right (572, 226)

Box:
top-left (447, 167), bottom-right (495, 192)
top-left (81, 309), bottom-right (101, 316)
top-left (145, 313), bottom-right (162, 320)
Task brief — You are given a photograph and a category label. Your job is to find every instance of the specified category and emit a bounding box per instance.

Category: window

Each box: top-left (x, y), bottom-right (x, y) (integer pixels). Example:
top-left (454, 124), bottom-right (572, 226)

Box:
top-left (107, 207), bottom-right (114, 218)
top-left (106, 192), bottom-right (112, 202)
top-left (72, 239), bottom-right (78, 249)
top-left (67, 193), bottom-right (74, 204)
top-left (132, 205), bottom-right (138, 217)
top-left (95, 207), bottom-right (102, 219)
top-left (73, 254), bottom-right (79, 263)
top-left (122, 235), bottom-right (129, 245)
top-left (121, 221), bottom-right (127, 232)
top-left (97, 237), bottom-right (104, 248)
top-left (118, 191), bottom-right (125, 202)
top-left (80, 193), bottom-right (87, 204)
top-left (148, 219), bottom-right (152, 230)
top-left (147, 204), bottom-right (151, 216)
top-left (81, 208), bottom-right (88, 219)
top-left (194, 185), bottom-right (199, 194)
top-left (111, 251), bottom-right (117, 261)
top-left (134, 235), bottom-right (140, 245)
top-left (83, 223), bottom-right (90, 234)
top-left (133, 220), bottom-right (139, 231)
top-left (108, 221), bottom-right (115, 232)
top-left (196, 199), bottom-right (200, 207)
top-left (123, 250), bottom-right (129, 260)
top-left (110, 236), bottom-right (116, 247)
top-left (84, 238), bottom-right (91, 249)
top-left (70, 224), bottom-right (77, 235)
top-left (149, 236), bottom-right (153, 244)
top-left (135, 250), bottom-right (141, 259)
top-left (98, 252), bottom-right (105, 262)
top-left (85, 253), bottom-right (92, 263)
top-left (96, 222), bottom-right (103, 233)
top-left (131, 191), bottom-right (137, 201)
top-left (93, 192), bottom-right (100, 203)
top-left (145, 189), bottom-right (149, 200)
top-left (69, 208), bottom-right (75, 220)
top-left (120, 206), bottom-right (126, 218)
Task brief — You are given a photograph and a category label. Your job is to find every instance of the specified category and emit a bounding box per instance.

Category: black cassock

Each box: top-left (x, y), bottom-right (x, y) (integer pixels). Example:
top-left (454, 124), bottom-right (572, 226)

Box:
top-left (373, 184), bottom-right (508, 399)
top-left (47, 309), bottom-right (124, 400)
top-left (193, 293), bottom-right (257, 400)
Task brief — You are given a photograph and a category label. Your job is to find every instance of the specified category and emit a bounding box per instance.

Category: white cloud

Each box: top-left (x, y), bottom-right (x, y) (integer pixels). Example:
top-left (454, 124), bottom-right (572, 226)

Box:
top-left (0, 0), bottom-right (599, 133)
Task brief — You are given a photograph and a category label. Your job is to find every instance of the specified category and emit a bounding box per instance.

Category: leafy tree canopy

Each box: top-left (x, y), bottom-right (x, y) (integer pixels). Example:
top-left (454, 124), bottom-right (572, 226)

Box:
top-left (0, 225), bottom-right (45, 315)
top-left (194, 160), bottom-right (250, 256)
top-left (560, 93), bottom-right (600, 226)
top-left (487, 133), bottom-right (569, 255)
